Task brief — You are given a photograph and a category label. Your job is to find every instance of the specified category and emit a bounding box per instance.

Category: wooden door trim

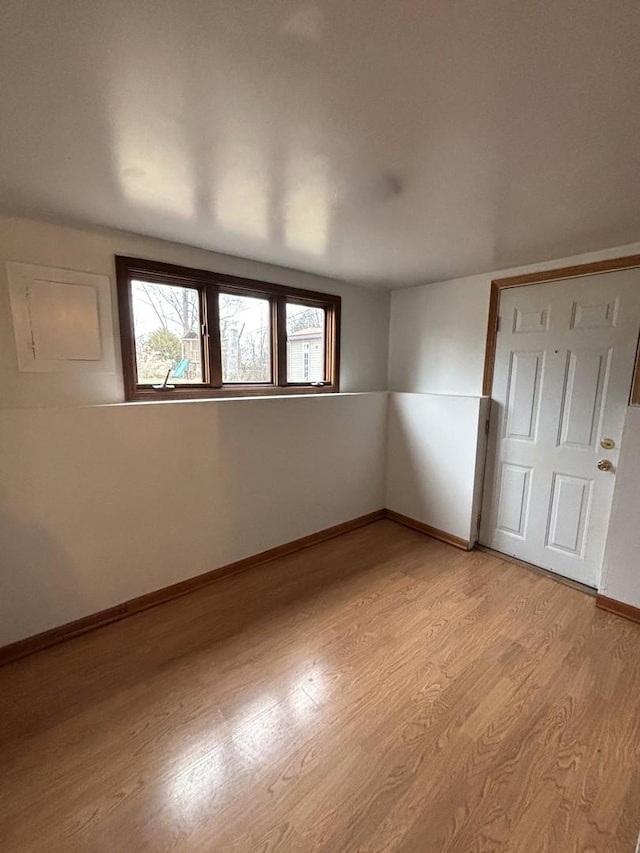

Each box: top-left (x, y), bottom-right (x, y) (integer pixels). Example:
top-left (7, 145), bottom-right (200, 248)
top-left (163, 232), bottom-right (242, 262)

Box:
top-left (482, 254), bottom-right (640, 400)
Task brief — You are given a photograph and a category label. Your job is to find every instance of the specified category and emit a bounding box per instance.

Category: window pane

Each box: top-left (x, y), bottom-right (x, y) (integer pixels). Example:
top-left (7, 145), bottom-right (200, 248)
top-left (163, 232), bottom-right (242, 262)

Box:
top-left (286, 303), bottom-right (326, 383)
top-left (219, 293), bottom-right (272, 383)
top-left (131, 280), bottom-right (203, 385)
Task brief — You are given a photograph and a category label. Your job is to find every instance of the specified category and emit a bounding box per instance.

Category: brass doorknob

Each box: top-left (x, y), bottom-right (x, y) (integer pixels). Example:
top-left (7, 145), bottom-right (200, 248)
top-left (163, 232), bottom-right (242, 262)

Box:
top-left (597, 459), bottom-right (613, 472)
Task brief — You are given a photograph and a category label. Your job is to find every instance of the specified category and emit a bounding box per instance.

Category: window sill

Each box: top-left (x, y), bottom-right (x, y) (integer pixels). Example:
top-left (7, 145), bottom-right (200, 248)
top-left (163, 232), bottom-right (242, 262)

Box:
top-left (125, 384), bottom-right (339, 403)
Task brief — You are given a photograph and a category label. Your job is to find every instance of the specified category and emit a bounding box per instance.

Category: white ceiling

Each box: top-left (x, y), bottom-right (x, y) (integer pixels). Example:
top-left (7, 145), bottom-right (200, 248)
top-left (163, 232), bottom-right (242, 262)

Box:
top-left (1, 1), bottom-right (639, 287)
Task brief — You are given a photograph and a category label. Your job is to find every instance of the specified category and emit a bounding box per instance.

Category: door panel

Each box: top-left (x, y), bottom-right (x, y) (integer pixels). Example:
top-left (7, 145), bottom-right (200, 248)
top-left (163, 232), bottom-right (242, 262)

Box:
top-left (545, 473), bottom-right (592, 556)
top-left (481, 270), bottom-right (640, 587)
top-left (513, 306), bottom-right (551, 333)
top-left (496, 463), bottom-right (532, 538)
top-left (570, 297), bottom-right (618, 330)
top-left (504, 351), bottom-right (544, 440)
top-left (558, 348), bottom-right (610, 448)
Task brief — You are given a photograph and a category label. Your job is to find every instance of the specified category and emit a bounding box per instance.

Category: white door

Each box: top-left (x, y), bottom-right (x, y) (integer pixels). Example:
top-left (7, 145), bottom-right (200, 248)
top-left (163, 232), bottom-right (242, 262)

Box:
top-left (480, 270), bottom-right (640, 587)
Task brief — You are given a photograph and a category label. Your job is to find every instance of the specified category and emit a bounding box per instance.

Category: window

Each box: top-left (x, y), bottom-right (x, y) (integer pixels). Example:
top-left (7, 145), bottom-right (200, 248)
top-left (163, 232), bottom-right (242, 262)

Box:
top-left (286, 302), bottom-right (326, 383)
top-left (116, 257), bottom-right (340, 401)
top-left (219, 292), bottom-right (271, 384)
top-left (130, 280), bottom-right (203, 386)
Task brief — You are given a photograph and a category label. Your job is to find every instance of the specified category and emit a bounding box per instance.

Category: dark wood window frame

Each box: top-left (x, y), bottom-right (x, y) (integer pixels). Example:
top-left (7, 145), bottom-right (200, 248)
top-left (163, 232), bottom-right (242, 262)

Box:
top-left (115, 256), bottom-right (341, 402)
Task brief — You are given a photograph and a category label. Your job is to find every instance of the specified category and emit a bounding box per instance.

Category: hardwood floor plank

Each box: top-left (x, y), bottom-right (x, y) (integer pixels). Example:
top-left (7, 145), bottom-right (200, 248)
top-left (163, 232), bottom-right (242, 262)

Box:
top-left (1, 520), bottom-right (639, 852)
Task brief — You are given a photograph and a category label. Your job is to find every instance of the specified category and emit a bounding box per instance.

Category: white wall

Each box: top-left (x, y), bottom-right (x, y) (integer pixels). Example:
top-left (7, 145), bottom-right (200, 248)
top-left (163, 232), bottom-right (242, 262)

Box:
top-left (4, 210), bottom-right (640, 648)
top-left (386, 393), bottom-right (489, 544)
top-left (600, 408), bottom-right (640, 608)
top-left (389, 242), bottom-right (640, 396)
top-left (388, 240), bottom-right (640, 605)
top-left (0, 214), bottom-right (390, 647)
top-left (0, 392), bottom-right (387, 645)
top-left (389, 278), bottom-right (490, 396)
top-left (0, 215), bottom-right (390, 409)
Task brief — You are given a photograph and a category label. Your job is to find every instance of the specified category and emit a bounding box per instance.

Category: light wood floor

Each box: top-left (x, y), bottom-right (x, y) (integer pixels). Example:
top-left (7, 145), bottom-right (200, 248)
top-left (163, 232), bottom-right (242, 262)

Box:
top-left (1, 520), bottom-right (640, 852)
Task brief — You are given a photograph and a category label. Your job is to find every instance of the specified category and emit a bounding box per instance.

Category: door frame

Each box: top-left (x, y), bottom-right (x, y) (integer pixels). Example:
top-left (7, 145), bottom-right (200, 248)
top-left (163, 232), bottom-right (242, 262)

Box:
top-left (478, 253), bottom-right (640, 596)
top-left (482, 254), bottom-right (640, 404)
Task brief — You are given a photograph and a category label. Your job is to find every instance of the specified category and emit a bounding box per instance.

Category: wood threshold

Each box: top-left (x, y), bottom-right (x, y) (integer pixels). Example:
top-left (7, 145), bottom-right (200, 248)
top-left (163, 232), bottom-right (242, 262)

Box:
top-left (475, 544), bottom-right (597, 597)
top-left (384, 509), bottom-right (470, 550)
top-left (596, 594), bottom-right (640, 624)
top-left (0, 510), bottom-right (385, 667)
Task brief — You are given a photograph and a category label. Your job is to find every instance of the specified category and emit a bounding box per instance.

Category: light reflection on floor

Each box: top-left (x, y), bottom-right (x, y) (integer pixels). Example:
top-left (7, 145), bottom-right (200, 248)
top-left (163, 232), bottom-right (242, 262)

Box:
top-left (166, 669), bottom-right (325, 818)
